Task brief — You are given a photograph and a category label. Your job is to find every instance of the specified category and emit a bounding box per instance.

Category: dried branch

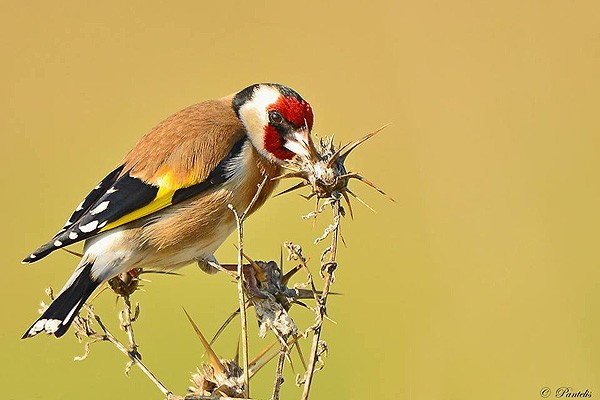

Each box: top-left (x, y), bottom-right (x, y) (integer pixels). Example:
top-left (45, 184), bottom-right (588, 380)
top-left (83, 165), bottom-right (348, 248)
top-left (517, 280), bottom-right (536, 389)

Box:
top-left (74, 303), bottom-right (172, 398)
top-left (272, 343), bottom-right (287, 400)
top-left (301, 198), bottom-right (340, 400)
top-left (108, 271), bottom-right (143, 374)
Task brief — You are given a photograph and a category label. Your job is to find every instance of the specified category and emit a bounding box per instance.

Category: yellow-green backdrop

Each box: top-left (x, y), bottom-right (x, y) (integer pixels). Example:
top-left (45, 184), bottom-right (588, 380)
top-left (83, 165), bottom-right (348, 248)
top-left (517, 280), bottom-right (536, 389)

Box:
top-left (1, 1), bottom-right (599, 399)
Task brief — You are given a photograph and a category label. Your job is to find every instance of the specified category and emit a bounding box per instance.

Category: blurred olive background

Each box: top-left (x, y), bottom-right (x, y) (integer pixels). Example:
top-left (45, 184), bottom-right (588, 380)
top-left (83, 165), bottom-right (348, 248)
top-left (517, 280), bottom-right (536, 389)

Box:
top-left (1, 1), bottom-right (599, 399)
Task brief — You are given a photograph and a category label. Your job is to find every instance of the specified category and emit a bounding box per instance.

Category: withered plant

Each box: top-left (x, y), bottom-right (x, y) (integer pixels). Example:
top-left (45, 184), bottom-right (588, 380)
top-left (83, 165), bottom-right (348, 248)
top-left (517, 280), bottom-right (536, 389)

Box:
top-left (36, 125), bottom-right (393, 400)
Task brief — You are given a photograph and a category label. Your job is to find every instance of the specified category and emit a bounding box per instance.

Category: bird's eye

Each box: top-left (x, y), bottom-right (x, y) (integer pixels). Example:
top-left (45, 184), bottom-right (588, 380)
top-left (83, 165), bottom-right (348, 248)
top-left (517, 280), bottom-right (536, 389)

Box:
top-left (269, 110), bottom-right (283, 124)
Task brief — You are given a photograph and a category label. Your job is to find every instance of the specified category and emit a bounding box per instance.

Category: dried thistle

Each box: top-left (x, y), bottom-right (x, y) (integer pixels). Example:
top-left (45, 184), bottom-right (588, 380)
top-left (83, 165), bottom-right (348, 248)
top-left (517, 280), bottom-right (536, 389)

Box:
top-left (274, 125), bottom-right (395, 221)
top-left (184, 308), bottom-right (287, 399)
top-left (184, 308), bottom-right (245, 398)
top-left (244, 259), bottom-right (298, 342)
top-left (217, 252), bottom-right (334, 344)
top-left (189, 359), bottom-right (245, 398)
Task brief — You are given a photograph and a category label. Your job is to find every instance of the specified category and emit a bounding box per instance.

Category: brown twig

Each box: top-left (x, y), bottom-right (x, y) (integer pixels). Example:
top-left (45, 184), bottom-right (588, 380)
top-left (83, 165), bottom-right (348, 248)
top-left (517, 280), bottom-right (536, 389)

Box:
top-left (81, 304), bottom-right (172, 398)
top-left (120, 294), bottom-right (141, 374)
top-left (272, 342), bottom-right (287, 400)
top-left (228, 175), bottom-right (269, 399)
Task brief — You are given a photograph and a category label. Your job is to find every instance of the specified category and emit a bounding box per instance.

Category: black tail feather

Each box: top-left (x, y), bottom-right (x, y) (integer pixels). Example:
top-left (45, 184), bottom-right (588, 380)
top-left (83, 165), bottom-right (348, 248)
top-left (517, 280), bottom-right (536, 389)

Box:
top-left (23, 263), bottom-right (99, 339)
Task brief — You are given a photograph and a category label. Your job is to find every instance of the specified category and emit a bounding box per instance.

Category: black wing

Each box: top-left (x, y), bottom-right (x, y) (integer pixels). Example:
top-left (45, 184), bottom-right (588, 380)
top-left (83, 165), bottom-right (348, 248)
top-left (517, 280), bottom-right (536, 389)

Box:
top-left (23, 137), bottom-right (247, 263)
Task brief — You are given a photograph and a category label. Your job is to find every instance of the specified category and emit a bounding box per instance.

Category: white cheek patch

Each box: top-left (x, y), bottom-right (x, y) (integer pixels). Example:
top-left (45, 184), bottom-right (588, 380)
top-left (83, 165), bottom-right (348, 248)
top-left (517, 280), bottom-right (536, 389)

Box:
top-left (238, 86), bottom-right (281, 141)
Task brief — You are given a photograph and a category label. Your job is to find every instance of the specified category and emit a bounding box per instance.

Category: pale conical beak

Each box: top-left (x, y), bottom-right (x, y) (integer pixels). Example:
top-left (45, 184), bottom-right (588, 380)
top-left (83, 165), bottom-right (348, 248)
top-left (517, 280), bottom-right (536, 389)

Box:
top-left (283, 128), bottom-right (317, 160)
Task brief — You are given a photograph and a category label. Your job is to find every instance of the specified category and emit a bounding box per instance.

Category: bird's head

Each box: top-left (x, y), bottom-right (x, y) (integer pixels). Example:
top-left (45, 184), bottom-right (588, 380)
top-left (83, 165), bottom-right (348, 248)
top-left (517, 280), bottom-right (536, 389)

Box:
top-left (233, 83), bottom-right (314, 164)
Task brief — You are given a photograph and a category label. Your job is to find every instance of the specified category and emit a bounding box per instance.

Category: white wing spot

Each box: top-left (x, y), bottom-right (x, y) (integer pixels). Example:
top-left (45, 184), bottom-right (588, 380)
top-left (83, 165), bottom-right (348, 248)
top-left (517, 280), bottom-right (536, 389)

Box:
top-left (106, 187), bottom-right (118, 194)
top-left (29, 254), bottom-right (36, 259)
top-left (75, 201), bottom-right (85, 211)
top-left (98, 221), bottom-right (107, 228)
top-left (68, 232), bottom-right (78, 240)
top-left (90, 201), bottom-right (110, 215)
top-left (54, 240), bottom-right (62, 247)
top-left (79, 220), bottom-right (99, 233)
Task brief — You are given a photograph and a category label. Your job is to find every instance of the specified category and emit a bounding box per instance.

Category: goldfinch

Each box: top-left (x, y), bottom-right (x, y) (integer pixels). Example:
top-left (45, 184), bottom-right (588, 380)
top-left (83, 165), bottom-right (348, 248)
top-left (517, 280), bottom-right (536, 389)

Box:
top-left (22, 83), bottom-right (314, 338)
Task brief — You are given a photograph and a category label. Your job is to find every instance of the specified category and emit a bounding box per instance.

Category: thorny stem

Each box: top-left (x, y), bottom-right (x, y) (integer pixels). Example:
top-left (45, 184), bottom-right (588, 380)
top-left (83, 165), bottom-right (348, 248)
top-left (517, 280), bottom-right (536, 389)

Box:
top-left (293, 251), bottom-right (321, 306)
top-left (83, 305), bottom-right (172, 398)
top-left (229, 175), bottom-right (268, 399)
top-left (272, 342), bottom-right (287, 400)
top-left (301, 196), bottom-right (340, 400)
top-left (230, 207), bottom-right (250, 399)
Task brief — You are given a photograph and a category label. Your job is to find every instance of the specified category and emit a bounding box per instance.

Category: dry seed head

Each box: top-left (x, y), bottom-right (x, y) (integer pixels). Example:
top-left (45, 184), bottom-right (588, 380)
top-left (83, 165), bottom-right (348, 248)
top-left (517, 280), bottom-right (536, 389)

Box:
top-left (184, 309), bottom-right (246, 397)
top-left (239, 258), bottom-right (299, 340)
top-left (252, 294), bottom-right (297, 340)
top-left (276, 125), bottom-right (394, 222)
top-left (108, 269), bottom-right (141, 297)
top-left (189, 359), bottom-right (245, 398)
top-left (280, 135), bottom-right (349, 199)
top-left (210, 254), bottom-right (328, 348)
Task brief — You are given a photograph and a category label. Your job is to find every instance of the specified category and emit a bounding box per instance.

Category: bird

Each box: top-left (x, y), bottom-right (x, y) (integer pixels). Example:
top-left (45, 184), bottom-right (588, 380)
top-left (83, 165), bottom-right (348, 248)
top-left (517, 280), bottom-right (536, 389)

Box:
top-left (22, 83), bottom-right (315, 338)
